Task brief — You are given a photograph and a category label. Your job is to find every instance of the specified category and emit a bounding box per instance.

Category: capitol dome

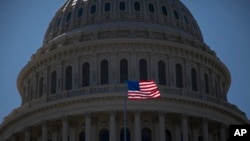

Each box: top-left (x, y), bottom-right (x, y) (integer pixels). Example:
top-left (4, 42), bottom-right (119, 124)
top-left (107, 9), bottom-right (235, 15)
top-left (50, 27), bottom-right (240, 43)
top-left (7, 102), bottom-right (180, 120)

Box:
top-left (0, 0), bottom-right (248, 141)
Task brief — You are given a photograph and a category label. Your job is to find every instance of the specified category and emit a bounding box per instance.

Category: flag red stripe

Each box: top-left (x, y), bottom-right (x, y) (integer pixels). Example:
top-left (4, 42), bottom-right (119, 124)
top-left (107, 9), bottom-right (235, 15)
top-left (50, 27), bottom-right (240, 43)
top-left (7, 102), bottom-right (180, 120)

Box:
top-left (128, 80), bottom-right (160, 100)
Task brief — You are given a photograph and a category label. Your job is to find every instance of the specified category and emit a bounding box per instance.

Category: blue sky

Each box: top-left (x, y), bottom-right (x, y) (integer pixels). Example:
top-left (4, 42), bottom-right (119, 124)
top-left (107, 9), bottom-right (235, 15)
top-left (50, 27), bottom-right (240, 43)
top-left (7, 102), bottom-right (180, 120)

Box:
top-left (0, 0), bottom-right (249, 123)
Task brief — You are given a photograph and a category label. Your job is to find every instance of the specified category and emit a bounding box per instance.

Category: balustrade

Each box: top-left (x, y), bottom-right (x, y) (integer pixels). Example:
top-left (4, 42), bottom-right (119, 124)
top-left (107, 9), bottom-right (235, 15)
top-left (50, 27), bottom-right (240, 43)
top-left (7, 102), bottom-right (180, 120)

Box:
top-left (2, 84), bottom-right (245, 125)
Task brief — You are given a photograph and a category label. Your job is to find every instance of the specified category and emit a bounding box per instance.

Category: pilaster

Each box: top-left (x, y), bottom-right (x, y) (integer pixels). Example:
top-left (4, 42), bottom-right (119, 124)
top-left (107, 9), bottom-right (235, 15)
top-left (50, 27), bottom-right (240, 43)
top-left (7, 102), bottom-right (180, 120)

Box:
top-left (182, 114), bottom-right (188, 141)
top-left (62, 116), bottom-right (68, 141)
top-left (134, 110), bottom-right (141, 141)
top-left (159, 112), bottom-right (165, 141)
top-left (85, 113), bottom-right (91, 141)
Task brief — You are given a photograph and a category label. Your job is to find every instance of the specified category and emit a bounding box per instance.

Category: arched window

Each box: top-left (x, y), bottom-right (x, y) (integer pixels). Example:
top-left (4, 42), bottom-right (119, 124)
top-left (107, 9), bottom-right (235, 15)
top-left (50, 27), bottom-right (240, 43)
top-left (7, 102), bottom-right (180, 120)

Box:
top-left (161, 6), bottom-right (168, 16)
top-left (120, 59), bottom-right (128, 83)
top-left (78, 8), bottom-right (83, 17)
top-left (99, 129), bottom-right (109, 141)
top-left (79, 131), bottom-right (85, 141)
top-left (39, 77), bottom-right (44, 97)
top-left (120, 128), bottom-right (131, 141)
top-left (65, 66), bottom-right (72, 90)
top-left (82, 62), bottom-right (90, 87)
top-left (30, 84), bottom-right (34, 100)
top-left (141, 128), bottom-right (152, 141)
top-left (104, 2), bottom-right (111, 12)
top-left (175, 64), bottom-right (183, 88)
top-left (134, 2), bottom-right (140, 11)
top-left (91, 4), bottom-right (97, 14)
top-left (191, 68), bottom-right (197, 91)
top-left (120, 1), bottom-right (126, 11)
top-left (139, 59), bottom-right (148, 80)
top-left (148, 3), bottom-right (155, 13)
top-left (204, 73), bottom-right (209, 93)
top-left (198, 136), bottom-right (203, 141)
top-left (215, 79), bottom-right (219, 97)
top-left (57, 17), bottom-right (61, 26)
top-left (51, 71), bottom-right (57, 94)
top-left (101, 60), bottom-right (109, 84)
top-left (158, 61), bottom-right (166, 85)
top-left (66, 12), bottom-right (72, 22)
top-left (173, 10), bottom-right (179, 20)
top-left (165, 130), bottom-right (172, 141)
top-left (184, 15), bottom-right (188, 24)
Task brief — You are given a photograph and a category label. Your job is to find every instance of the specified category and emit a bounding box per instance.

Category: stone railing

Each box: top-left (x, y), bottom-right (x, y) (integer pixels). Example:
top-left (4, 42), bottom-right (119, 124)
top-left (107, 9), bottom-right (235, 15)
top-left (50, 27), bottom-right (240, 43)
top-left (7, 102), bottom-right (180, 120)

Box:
top-left (1, 84), bottom-right (246, 125)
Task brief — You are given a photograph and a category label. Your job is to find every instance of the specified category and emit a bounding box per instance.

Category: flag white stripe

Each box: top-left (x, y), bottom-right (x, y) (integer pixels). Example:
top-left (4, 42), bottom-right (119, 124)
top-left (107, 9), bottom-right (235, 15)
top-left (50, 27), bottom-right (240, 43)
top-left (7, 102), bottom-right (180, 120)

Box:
top-left (128, 80), bottom-right (160, 100)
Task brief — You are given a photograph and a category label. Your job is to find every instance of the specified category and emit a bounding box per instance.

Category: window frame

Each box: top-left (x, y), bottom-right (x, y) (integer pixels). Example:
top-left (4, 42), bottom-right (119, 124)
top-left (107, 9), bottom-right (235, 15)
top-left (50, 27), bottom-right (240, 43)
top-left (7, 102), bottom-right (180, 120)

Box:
top-left (134, 2), bottom-right (141, 11)
top-left (78, 8), bottom-right (84, 18)
top-left (65, 66), bottom-right (73, 90)
top-left (101, 60), bottom-right (109, 85)
top-left (158, 61), bottom-right (166, 85)
top-left (139, 59), bottom-right (148, 80)
top-left (82, 62), bottom-right (90, 87)
top-left (104, 2), bottom-right (111, 12)
top-left (90, 4), bottom-right (97, 14)
top-left (119, 1), bottom-right (126, 11)
top-left (175, 64), bottom-right (183, 88)
top-left (161, 6), bottom-right (168, 16)
top-left (148, 3), bottom-right (155, 13)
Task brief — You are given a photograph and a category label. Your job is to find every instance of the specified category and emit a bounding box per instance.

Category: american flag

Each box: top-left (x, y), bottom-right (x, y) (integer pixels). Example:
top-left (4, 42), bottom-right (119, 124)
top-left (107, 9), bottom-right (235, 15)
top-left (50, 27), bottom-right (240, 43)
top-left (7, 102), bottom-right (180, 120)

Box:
top-left (127, 80), bottom-right (160, 100)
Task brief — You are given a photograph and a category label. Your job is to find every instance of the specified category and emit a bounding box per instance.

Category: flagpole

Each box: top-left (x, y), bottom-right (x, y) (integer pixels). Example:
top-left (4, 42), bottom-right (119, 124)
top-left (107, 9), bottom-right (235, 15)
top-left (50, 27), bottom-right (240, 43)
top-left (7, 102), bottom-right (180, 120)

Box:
top-left (123, 80), bottom-right (127, 141)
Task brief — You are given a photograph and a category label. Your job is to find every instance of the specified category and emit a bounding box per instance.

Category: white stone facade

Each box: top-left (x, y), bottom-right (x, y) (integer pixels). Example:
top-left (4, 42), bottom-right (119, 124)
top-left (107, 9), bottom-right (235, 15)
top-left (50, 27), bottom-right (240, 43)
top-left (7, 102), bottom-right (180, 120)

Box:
top-left (0, 0), bottom-right (248, 141)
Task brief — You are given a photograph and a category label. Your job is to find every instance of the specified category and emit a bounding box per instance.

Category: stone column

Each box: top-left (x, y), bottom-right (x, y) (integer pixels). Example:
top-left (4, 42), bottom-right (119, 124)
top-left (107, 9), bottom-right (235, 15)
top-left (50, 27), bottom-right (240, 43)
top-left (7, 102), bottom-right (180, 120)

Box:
top-left (134, 111), bottom-right (141, 141)
top-left (202, 119), bottom-right (208, 141)
top-left (112, 0), bottom-right (117, 19)
top-left (128, 0), bottom-right (132, 20)
top-left (220, 124), bottom-right (226, 141)
top-left (182, 114), bottom-right (188, 141)
top-left (193, 129), bottom-right (198, 141)
top-left (42, 122), bottom-right (48, 141)
top-left (109, 111), bottom-right (116, 141)
top-left (85, 113), bottom-right (91, 141)
top-left (62, 117), bottom-right (68, 141)
top-left (142, 0), bottom-right (147, 20)
top-left (25, 129), bottom-right (30, 141)
top-left (159, 112), bottom-right (165, 141)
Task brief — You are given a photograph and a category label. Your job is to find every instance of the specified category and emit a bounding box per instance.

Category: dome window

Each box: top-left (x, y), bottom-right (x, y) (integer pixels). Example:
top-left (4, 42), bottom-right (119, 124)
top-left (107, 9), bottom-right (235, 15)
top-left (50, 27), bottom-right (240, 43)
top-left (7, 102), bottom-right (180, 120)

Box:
top-left (184, 15), bottom-right (188, 24)
top-left (134, 2), bottom-right (140, 11)
top-left (57, 17), bottom-right (61, 26)
top-left (101, 60), bottom-right (109, 85)
top-left (120, 128), bottom-right (131, 141)
top-left (173, 10), bottom-right (179, 20)
top-left (191, 68), bottom-right (198, 91)
top-left (99, 129), bottom-right (109, 141)
top-left (82, 62), bottom-right (90, 87)
top-left (66, 12), bottom-right (72, 22)
top-left (204, 73), bottom-right (209, 94)
top-left (119, 1), bottom-right (126, 11)
top-left (120, 59), bottom-right (128, 83)
top-left (175, 64), bottom-right (183, 88)
top-left (139, 59), bottom-right (148, 80)
top-left (78, 8), bottom-right (83, 17)
top-left (65, 66), bottom-right (72, 90)
top-left (39, 77), bottom-right (44, 97)
top-left (158, 61), bottom-right (166, 85)
top-left (104, 2), bottom-right (111, 12)
top-left (90, 4), bottom-right (97, 14)
top-left (51, 71), bottom-right (57, 94)
top-left (161, 6), bottom-right (168, 16)
top-left (148, 3), bottom-right (155, 13)
top-left (141, 128), bottom-right (152, 141)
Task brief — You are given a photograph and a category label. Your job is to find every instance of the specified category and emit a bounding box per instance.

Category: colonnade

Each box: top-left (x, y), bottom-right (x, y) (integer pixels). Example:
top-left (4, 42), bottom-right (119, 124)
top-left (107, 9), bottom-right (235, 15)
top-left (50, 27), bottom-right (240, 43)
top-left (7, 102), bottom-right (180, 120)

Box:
top-left (9, 112), bottom-right (227, 141)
